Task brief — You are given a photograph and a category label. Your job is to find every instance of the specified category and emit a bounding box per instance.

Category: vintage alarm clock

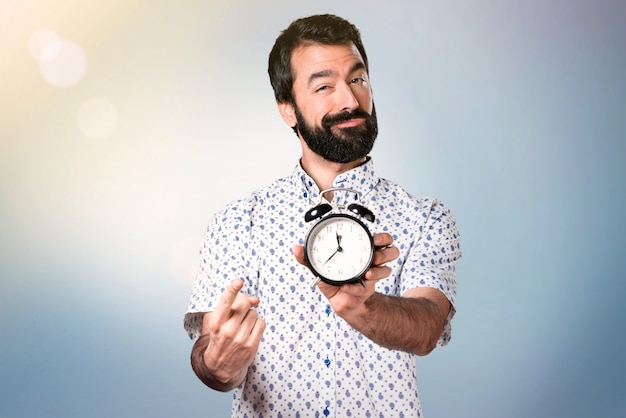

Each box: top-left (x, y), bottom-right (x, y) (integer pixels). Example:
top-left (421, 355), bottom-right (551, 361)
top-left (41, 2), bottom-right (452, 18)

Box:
top-left (304, 188), bottom-right (376, 286)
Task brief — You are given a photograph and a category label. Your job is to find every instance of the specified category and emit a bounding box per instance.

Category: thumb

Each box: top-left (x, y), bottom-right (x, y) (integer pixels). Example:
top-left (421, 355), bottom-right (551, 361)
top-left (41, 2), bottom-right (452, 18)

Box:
top-left (292, 244), bottom-right (306, 266)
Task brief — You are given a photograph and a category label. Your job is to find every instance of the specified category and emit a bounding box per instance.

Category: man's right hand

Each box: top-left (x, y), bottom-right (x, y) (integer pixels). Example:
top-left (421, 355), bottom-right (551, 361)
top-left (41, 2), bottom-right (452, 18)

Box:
top-left (192, 279), bottom-right (266, 391)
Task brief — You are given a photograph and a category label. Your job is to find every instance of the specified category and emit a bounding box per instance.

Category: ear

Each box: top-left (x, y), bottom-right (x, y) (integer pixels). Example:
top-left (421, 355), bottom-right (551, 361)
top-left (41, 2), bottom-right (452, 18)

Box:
top-left (277, 101), bottom-right (297, 128)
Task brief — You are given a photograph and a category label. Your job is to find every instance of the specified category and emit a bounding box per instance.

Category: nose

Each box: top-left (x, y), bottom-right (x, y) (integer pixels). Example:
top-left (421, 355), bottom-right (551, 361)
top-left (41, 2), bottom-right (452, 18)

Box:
top-left (337, 82), bottom-right (359, 112)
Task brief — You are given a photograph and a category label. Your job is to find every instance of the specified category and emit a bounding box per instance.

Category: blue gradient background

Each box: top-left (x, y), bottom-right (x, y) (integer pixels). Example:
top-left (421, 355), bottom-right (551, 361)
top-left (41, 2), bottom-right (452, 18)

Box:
top-left (1, 1), bottom-right (624, 417)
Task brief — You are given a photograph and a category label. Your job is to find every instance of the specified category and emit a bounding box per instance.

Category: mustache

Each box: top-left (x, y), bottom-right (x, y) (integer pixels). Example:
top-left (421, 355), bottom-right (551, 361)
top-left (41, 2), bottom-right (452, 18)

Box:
top-left (322, 109), bottom-right (372, 128)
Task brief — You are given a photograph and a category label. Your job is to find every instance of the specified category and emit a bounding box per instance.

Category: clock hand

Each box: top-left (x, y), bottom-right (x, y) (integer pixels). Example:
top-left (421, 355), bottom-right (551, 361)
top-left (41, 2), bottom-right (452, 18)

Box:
top-left (323, 233), bottom-right (344, 266)
top-left (323, 249), bottom-right (339, 266)
top-left (336, 232), bottom-right (343, 251)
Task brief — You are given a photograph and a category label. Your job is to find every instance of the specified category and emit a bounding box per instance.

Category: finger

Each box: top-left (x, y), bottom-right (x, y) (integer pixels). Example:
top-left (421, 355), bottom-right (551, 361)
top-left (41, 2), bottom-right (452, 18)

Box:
top-left (292, 244), bottom-right (306, 266)
top-left (364, 264), bottom-right (392, 281)
top-left (226, 293), bottom-right (263, 329)
top-left (373, 232), bottom-right (394, 248)
top-left (249, 317), bottom-right (266, 344)
top-left (228, 295), bottom-right (261, 323)
top-left (246, 296), bottom-right (261, 308)
top-left (208, 296), bottom-right (261, 342)
top-left (233, 314), bottom-right (265, 354)
top-left (372, 245), bottom-right (400, 266)
top-left (211, 279), bottom-right (244, 324)
top-left (239, 309), bottom-right (266, 340)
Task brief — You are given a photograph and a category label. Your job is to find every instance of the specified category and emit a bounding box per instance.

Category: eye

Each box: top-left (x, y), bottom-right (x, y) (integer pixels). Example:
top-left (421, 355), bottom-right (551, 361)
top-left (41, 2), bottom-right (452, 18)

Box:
top-left (315, 85), bottom-right (331, 93)
top-left (350, 76), bottom-right (367, 86)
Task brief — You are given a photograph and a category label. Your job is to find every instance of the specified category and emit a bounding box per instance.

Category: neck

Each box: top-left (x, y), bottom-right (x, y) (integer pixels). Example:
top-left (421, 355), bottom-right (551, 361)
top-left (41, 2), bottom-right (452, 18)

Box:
top-left (300, 141), bottom-right (366, 194)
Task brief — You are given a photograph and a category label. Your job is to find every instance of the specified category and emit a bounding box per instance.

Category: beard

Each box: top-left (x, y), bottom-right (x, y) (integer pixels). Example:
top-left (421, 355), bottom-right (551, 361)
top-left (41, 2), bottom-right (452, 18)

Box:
top-left (294, 104), bottom-right (378, 163)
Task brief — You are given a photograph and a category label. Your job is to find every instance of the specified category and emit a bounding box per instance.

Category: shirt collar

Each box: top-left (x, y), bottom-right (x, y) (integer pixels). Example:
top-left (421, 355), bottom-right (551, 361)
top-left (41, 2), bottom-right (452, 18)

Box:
top-left (292, 157), bottom-right (379, 204)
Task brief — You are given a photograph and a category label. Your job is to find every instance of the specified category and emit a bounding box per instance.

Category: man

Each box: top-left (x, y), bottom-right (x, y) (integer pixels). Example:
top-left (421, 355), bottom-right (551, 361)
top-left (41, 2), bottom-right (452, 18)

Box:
top-left (185, 14), bottom-right (461, 417)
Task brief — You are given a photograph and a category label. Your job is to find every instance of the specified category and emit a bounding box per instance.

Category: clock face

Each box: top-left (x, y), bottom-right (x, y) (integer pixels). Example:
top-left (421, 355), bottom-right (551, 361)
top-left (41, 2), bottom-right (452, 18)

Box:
top-left (304, 214), bottom-right (375, 285)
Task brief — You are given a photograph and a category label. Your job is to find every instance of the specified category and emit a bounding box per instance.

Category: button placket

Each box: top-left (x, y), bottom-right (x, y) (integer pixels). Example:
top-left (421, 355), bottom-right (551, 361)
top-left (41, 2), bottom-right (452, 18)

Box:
top-left (319, 302), bottom-right (335, 417)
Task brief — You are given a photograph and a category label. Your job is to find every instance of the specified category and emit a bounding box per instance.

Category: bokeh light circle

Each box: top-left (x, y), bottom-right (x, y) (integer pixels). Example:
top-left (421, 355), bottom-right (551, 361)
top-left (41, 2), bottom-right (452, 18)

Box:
top-left (38, 39), bottom-right (87, 87)
top-left (28, 28), bottom-right (61, 60)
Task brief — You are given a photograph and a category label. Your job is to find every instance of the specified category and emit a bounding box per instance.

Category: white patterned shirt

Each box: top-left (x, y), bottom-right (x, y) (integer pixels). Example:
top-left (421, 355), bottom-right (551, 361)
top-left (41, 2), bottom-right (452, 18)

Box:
top-left (184, 158), bottom-right (461, 418)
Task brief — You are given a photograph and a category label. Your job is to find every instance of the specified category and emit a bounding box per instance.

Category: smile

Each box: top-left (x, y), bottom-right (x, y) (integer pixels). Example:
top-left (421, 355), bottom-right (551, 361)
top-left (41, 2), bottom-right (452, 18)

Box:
top-left (333, 118), bottom-right (366, 129)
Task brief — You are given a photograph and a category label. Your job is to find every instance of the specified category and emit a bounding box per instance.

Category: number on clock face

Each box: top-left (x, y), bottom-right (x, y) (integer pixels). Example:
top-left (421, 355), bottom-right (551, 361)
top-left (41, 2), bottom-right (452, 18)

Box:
top-left (304, 214), bottom-right (375, 285)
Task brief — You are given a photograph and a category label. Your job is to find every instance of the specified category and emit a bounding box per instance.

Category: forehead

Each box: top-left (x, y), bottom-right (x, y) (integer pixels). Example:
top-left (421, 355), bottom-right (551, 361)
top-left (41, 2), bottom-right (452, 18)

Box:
top-left (290, 43), bottom-right (366, 83)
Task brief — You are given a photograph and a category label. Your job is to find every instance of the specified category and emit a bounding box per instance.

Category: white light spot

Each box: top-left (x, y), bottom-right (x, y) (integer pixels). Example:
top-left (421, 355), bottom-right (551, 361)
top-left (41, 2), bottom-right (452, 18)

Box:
top-left (38, 39), bottom-right (87, 87)
top-left (28, 28), bottom-right (61, 61)
top-left (168, 237), bottom-right (201, 286)
top-left (77, 97), bottom-right (119, 139)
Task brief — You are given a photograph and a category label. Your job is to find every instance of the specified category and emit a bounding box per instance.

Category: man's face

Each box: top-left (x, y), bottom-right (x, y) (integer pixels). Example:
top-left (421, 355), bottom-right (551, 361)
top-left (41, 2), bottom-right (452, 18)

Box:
top-left (288, 43), bottom-right (378, 163)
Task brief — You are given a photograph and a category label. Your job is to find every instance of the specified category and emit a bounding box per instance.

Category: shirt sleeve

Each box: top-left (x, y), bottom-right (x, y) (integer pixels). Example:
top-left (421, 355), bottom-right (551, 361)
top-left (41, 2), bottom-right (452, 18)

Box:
top-left (183, 202), bottom-right (253, 341)
top-left (400, 198), bottom-right (461, 347)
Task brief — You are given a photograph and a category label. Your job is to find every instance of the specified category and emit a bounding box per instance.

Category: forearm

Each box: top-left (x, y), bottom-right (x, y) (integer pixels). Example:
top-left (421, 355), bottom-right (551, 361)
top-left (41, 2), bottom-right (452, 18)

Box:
top-left (346, 292), bottom-right (446, 356)
top-left (190, 334), bottom-right (247, 392)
